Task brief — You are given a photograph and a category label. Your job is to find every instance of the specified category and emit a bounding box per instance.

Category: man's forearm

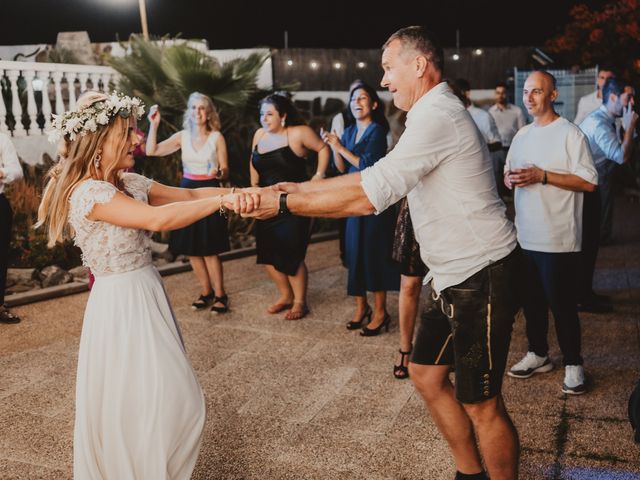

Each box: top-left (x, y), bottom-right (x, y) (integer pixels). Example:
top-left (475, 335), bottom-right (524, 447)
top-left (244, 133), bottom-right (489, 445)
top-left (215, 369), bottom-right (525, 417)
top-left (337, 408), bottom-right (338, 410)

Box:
top-left (287, 184), bottom-right (375, 218)
top-left (297, 171), bottom-right (363, 193)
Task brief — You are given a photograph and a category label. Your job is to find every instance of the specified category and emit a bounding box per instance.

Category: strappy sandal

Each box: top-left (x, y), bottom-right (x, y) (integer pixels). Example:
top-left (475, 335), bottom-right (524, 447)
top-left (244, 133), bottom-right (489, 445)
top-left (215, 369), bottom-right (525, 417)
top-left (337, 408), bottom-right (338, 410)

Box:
top-left (191, 292), bottom-right (214, 310)
top-left (346, 305), bottom-right (372, 330)
top-left (393, 349), bottom-right (412, 380)
top-left (284, 303), bottom-right (309, 321)
top-left (0, 308), bottom-right (21, 324)
top-left (210, 294), bottom-right (229, 314)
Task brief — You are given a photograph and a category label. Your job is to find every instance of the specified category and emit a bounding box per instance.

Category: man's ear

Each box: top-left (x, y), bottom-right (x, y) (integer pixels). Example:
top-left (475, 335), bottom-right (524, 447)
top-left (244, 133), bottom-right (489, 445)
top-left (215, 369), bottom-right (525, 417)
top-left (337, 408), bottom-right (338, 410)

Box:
top-left (416, 55), bottom-right (428, 77)
top-left (550, 89), bottom-right (559, 102)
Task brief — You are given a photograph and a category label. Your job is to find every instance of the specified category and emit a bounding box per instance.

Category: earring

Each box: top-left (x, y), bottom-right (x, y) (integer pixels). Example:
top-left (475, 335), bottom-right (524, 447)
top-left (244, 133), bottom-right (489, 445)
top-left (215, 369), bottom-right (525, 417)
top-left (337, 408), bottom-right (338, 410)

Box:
top-left (281, 119), bottom-right (286, 127)
top-left (94, 150), bottom-right (102, 169)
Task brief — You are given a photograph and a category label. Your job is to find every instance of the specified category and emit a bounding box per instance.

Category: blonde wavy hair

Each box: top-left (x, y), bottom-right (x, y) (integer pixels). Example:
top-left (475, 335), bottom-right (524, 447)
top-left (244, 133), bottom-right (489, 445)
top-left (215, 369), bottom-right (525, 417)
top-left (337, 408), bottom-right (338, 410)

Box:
top-left (182, 92), bottom-right (221, 132)
top-left (36, 91), bottom-right (134, 246)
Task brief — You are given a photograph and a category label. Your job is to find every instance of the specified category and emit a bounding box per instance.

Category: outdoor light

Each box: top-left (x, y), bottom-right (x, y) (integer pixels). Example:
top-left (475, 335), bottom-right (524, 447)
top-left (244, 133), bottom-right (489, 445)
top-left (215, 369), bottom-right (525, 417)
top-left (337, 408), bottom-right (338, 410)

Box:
top-left (474, 48), bottom-right (483, 56)
top-left (357, 62), bottom-right (366, 69)
top-left (286, 59), bottom-right (293, 66)
top-left (310, 61), bottom-right (319, 70)
top-left (334, 62), bottom-right (342, 70)
top-left (452, 53), bottom-right (460, 61)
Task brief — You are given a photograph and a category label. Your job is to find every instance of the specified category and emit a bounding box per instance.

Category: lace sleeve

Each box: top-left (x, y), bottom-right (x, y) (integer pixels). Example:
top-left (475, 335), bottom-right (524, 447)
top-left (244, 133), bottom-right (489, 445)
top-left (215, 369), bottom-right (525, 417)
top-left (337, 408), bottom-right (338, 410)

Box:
top-left (70, 180), bottom-right (118, 220)
top-left (122, 172), bottom-right (153, 197)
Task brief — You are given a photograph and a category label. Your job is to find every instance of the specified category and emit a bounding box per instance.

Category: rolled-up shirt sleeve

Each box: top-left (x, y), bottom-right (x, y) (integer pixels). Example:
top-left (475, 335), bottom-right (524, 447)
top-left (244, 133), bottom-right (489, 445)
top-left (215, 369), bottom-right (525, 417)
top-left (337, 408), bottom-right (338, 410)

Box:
top-left (593, 122), bottom-right (624, 165)
top-left (361, 108), bottom-right (454, 214)
top-left (570, 130), bottom-right (598, 184)
top-left (0, 133), bottom-right (23, 185)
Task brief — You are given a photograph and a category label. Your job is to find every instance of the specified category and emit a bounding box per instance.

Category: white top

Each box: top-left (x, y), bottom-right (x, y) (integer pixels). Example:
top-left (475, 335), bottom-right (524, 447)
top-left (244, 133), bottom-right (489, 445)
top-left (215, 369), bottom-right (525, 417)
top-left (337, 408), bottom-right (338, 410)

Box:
top-left (506, 117), bottom-right (598, 253)
top-left (573, 91), bottom-right (601, 126)
top-left (488, 103), bottom-right (527, 147)
top-left (330, 112), bottom-right (345, 139)
top-left (579, 105), bottom-right (623, 168)
top-left (0, 132), bottom-right (23, 194)
top-left (69, 173), bottom-right (154, 276)
top-left (361, 82), bottom-right (517, 293)
top-left (181, 130), bottom-right (220, 176)
top-left (468, 105), bottom-right (501, 145)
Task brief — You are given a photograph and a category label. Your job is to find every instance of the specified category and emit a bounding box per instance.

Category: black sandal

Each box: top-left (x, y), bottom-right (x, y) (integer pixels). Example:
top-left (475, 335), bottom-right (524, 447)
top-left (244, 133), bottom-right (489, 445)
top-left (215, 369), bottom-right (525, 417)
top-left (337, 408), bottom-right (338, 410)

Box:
top-left (393, 349), bottom-right (411, 379)
top-left (210, 294), bottom-right (229, 314)
top-left (346, 305), bottom-right (372, 330)
top-left (191, 292), bottom-right (215, 310)
top-left (0, 308), bottom-right (21, 324)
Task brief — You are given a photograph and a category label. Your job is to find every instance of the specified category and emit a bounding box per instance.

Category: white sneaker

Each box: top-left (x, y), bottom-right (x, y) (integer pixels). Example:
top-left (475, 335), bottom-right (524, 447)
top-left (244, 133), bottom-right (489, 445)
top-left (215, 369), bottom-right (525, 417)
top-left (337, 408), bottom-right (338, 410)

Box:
top-left (508, 352), bottom-right (554, 379)
top-left (562, 365), bottom-right (587, 395)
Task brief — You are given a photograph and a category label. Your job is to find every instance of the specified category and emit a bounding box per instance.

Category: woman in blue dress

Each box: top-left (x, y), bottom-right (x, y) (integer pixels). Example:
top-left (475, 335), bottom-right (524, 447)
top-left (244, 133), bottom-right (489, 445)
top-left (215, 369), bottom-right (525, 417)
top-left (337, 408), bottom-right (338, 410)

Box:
top-left (322, 82), bottom-right (400, 336)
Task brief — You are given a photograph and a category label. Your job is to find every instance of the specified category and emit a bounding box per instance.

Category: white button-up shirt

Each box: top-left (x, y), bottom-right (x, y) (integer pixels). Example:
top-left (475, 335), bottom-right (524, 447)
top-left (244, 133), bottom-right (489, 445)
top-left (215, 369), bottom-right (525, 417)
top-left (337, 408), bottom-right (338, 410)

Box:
top-left (468, 105), bottom-right (501, 145)
top-left (0, 132), bottom-right (23, 194)
top-left (573, 91), bottom-right (601, 126)
top-left (361, 82), bottom-right (517, 293)
top-left (579, 105), bottom-right (623, 168)
top-left (488, 103), bottom-right (527, 147)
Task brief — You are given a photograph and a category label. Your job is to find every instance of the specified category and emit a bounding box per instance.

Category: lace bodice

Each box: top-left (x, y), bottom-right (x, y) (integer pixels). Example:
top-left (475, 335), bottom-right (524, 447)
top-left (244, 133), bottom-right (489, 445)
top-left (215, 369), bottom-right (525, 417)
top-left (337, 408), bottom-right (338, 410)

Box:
top-left (69, 173), bottom-right (154, 276)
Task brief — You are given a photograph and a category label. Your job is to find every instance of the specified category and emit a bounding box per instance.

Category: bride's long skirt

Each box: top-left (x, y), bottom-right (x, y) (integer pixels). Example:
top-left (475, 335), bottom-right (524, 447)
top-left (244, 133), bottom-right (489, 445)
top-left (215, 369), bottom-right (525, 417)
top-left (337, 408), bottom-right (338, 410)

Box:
top-left (74, 265), bottom-right (205, 479)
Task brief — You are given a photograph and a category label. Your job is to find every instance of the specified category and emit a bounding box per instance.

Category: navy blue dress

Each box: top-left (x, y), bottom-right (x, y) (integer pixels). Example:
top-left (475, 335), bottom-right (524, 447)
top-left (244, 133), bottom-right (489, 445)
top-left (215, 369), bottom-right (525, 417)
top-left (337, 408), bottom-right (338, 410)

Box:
top-left (343, 123), bottom-right (400, 296)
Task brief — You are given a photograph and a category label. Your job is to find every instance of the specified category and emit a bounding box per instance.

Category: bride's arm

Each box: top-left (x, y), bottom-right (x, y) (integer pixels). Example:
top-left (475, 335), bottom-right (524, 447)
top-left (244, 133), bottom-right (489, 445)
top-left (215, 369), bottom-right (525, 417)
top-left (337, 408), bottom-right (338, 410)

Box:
top-left (90, 191), bottom-right (248, 232)
top-left (148, 181), bottom-right (234, 206)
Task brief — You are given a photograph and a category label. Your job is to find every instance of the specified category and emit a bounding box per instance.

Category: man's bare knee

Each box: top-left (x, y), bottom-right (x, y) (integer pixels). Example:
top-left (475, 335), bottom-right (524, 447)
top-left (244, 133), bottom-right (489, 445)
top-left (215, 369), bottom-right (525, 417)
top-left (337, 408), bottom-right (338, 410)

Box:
top-left (409, 363), bottom-right (451, 402)
top-left (462, 396), bottom-right (502, 426)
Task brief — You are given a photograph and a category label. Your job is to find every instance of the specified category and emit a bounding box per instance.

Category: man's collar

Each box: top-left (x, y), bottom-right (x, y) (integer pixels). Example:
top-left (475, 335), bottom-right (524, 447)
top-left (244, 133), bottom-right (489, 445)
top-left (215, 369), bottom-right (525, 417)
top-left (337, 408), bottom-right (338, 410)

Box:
top-left (407, 82), bottom-right (449, 119)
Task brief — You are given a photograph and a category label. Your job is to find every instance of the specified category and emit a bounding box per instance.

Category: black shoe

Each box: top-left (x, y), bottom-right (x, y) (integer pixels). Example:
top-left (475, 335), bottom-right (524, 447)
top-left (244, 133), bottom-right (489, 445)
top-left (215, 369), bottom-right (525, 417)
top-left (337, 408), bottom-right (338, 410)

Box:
top-left (577, 299), bottom-right (613, 313)
top-left (393, 349), bottom-right (411, 379)
top-left (346, 305), bottom-right (372, 330)
top-left (191, 292), bottom-right (215, 310)
top-left (210, 294), bottom-right (229, 314)
top-left (360, 313), bottom-right (390, 337)
top-left (0, 308), bottom-right (21, 324)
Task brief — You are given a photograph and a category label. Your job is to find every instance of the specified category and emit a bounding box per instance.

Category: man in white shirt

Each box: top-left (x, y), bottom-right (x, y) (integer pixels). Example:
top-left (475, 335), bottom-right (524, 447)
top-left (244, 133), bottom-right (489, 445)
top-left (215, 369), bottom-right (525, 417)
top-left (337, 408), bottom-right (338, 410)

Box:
top-left (573, 68), bottom-right (616, 126)
top-left (504, 71), bottom-right (598, 395)
top-left (0, 132), bottom-right (24, 324)
top-left (577, 77), bottom-right (638, 311)
top-left (242, 26), bottom-right (521, 480)
top-left (455, 78), bottom-right (505, 191)
top-left (488, 82), bottom-right (527, 152)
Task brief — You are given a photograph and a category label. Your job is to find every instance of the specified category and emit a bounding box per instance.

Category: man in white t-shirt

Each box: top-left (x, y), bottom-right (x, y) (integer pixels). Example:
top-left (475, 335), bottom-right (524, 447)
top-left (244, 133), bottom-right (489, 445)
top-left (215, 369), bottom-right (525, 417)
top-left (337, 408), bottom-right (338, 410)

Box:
top-left (488, 82), bottom-right (527, 152)
top-left (243, 26), bottom-right (521, 480)
top-left (504, 71), bottom-right (598, 395)
top-left (573, 68), bottom-right (616, 126)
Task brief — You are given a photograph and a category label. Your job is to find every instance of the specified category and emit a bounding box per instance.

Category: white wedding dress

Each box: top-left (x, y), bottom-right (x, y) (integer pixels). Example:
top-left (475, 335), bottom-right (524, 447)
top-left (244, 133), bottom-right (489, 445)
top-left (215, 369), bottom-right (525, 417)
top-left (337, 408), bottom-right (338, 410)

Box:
top-left (69, 172), bottom-right (205, 479)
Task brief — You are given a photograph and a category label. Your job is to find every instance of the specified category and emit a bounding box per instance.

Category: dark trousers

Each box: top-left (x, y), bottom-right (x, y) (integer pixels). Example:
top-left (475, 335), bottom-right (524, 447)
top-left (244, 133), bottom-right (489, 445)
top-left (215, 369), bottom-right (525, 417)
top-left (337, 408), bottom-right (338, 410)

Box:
top-left (597, 161), bottom-right (617, 243)
top-left (579, 189), bottom-right (601, 301)
top-left (0, 194), bottom-right (12, 305)
top-left (521, 249), bottom-right (583, 366)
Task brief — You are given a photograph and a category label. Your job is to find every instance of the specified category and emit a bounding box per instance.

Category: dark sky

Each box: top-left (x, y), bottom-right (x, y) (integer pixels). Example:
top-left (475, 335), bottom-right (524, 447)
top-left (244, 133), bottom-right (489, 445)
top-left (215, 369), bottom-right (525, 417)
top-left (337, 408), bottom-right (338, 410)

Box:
top-left (1, 0), bottom-right (608, 49)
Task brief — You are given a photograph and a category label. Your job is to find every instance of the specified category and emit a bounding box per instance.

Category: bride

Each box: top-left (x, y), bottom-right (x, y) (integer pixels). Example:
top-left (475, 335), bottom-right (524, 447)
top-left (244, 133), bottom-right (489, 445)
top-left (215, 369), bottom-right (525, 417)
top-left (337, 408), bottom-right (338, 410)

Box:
top-left (37, 91), bottom-right (255, 479)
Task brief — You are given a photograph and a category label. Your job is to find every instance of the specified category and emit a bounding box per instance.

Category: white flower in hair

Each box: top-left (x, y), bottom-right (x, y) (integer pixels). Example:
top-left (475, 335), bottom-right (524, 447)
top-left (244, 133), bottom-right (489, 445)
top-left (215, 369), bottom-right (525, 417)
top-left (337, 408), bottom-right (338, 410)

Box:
top-left (46, 91), bottom-right (145, 143)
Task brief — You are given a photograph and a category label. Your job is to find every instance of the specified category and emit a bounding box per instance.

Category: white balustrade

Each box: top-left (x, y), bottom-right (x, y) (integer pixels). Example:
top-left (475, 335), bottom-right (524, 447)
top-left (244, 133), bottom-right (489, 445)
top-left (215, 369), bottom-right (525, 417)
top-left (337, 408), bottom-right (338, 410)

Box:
top-left (0, 60), bottom-right (117, 137)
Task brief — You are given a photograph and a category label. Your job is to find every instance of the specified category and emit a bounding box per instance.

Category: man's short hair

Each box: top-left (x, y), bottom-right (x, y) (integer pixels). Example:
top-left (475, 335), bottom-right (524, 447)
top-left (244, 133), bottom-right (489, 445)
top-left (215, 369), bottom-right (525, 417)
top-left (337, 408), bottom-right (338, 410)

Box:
top-left (383, 26), bottom-right (444, 73)
top-left (496, 82), bottom-right (507, 90)
top-left (455, 78), bottom-right (471, 92)
top-left (602, 77), bottom-right (625, 104)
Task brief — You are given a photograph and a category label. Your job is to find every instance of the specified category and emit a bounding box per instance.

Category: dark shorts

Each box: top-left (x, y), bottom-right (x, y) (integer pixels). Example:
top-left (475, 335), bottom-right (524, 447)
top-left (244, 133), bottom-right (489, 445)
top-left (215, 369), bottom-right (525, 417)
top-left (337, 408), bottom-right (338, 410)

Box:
top-left (411, 248), bottom-right (521, 404)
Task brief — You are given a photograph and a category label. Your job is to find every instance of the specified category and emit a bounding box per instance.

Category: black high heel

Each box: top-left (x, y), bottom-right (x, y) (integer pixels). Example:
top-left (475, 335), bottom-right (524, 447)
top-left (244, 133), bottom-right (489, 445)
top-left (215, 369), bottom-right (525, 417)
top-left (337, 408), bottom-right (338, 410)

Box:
top-left (192, 292), bottom-right (215, 310)
top-left (393, 349), bottom-right (412, 379)
top-left (346, 306), bottom-right (372, 330)
top-left (360, 312), bottom-right (391, 337)
top-left (210, 294), bottom-right (229, 314)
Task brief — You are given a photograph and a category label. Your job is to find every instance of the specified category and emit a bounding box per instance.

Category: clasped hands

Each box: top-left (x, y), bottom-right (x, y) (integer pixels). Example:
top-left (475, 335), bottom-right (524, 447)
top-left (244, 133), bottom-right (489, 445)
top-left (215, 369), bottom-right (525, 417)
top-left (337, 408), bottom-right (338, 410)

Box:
top-left (504, 164), bottom-right (545, 190)
top-left (222, 183), bottom-right (299, 219)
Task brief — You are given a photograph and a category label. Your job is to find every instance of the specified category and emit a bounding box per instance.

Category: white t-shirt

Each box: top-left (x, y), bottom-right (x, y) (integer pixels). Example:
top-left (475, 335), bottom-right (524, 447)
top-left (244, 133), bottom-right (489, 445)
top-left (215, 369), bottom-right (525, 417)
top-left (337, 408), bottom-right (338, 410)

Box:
top-left (488, 103), bottom-right (527, 147)
top-left (361, 82), bottom-right (516, 293)
top-left (573, 91), bottom-right (601, 126)
top-left (505, 117), bottom-right (597, 253)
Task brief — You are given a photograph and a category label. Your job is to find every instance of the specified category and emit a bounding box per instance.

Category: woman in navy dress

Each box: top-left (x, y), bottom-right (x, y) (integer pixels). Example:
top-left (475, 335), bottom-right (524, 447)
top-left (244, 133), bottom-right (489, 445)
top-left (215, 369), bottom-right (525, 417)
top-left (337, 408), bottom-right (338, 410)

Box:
top-left (250, 93), bottom-right (329, 320)
top-left (323, 82), bottom-right (400, 336)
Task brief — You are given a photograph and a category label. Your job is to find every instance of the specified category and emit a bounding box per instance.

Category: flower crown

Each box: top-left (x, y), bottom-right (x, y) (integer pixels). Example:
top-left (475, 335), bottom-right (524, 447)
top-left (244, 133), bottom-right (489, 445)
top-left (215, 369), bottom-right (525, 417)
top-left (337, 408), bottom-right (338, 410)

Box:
top-left (48, 92), bottom-right (145, 143)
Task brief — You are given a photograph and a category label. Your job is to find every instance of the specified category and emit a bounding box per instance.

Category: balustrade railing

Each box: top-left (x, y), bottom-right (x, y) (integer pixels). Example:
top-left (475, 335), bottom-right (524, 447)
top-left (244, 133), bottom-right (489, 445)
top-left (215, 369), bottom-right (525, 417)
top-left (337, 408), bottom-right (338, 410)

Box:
top-left (0, 60), bottom-right (118, 137)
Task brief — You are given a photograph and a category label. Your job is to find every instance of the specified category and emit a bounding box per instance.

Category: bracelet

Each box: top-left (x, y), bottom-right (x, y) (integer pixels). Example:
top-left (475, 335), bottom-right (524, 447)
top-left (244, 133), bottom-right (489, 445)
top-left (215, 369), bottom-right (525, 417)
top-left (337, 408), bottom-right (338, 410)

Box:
top-left (278, 193), bottom-right (290, 215)
top-left (313, 172), bottom-right (325, 179)
top-left (542, 170), bottom-right (548, 185)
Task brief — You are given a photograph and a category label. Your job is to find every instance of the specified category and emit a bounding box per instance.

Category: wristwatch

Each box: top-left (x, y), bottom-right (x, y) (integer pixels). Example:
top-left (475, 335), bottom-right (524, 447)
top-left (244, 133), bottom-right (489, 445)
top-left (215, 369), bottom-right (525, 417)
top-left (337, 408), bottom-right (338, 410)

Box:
top-left (278, 193), bottom-right (290, 215)
top-left (542, 170), bottom-right (548, 185)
